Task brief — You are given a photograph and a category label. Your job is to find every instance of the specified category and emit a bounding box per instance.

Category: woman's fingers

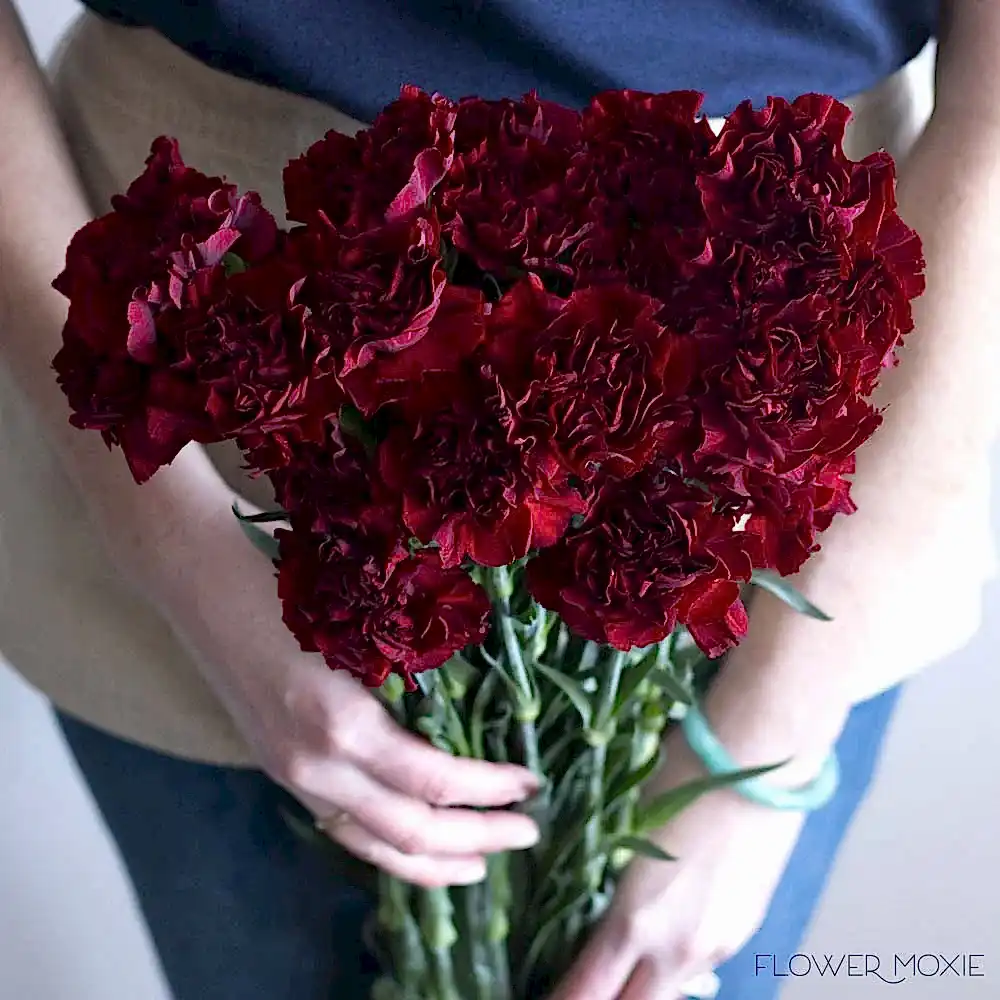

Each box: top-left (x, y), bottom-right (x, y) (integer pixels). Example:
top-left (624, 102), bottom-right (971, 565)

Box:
top-left (551, 937), bottom-right (715, 1000)
top-left (304, 761), bottom-right (540, 857)
top-left (618, 963), bottom-right (720, 1000)
top-left (616, 958), bottom-right (659, 1000)
top-left (547, 917), bottom-right (639, 1000)
top-left (340, 764), bottom-right (541, 856)
top-left (359, 710), bottom-right (541, 808)
top-left (310, 672), bottom-right (538, 808)
top-left (326, 816), bottom-right (488, 887)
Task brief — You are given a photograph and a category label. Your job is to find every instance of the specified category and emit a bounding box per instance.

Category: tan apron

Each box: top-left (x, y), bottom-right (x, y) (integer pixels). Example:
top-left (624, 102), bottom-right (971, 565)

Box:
top-left (0, 11), bottom-right (935, 767)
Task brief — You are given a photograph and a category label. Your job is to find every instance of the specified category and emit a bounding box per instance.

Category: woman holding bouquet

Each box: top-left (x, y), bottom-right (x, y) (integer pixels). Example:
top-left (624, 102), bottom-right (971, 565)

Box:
top-left (0, 0), bottom-right (995, 998)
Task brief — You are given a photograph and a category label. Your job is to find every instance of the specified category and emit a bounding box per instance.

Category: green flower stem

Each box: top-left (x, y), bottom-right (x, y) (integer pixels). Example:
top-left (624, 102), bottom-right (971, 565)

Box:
top-left (458, 669), bottom-right (512, 1000)
top-left (486, 854), bottom-right (514, 999)
top-left (582, 739), bottom-right (608, 885)
top-left (610, 640), bottom-right (672, 869)
top-left (499, 614), bottom-right (542, 776)
top-left (581, 650), bottom-right (628, 913)
top-left (530, 605), bottom-right (551, 661)
top-left (418, 887), bottom-right (462, 1000)
top-left (378, 874), bottom-right (428, 993)
top-left (459, 880), bottom-right (496, 1000)
top-left (612, 698), bottom-right (666, 868)
top-left (487, 567), bottom-right (542, 777)
top-left (595, 650), bottom-right (628, 733)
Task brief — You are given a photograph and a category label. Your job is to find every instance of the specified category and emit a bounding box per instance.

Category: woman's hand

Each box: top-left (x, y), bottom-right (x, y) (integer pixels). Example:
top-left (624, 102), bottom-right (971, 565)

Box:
top-left (137, 475), bottom-right (541, 888)
top-left (550, 729), bottom-right (807, 1000)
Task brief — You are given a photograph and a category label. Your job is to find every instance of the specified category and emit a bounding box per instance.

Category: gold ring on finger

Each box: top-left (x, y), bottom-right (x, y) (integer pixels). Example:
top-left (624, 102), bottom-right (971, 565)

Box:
top-left (314, 808), bottom-right (351, 833)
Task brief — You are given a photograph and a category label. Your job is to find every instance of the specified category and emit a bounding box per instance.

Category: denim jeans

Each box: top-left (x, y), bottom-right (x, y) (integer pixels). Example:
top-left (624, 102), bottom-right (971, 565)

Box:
top-left (56, 685), bottom-right (902, 1000)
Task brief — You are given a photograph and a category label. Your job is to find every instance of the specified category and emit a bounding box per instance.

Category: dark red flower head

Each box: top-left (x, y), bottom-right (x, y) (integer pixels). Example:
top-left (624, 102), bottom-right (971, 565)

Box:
top-left (283, 85), bottom-right (457, 231)
top-left (268, 419), bottom-right (397, 536)
top-left (571, 89), bottom-right (716, 299)
top-left (486, 276), bottom-right (697, 480)
top-left (277, 526), bottom-right (490, 689)
top-left (680, 94), bottom-right (924, 549)
top-left (527, 468), bottom-right (760, 657)
top-left (52, 137), bottom-right (280, 482)
top-left (438, 92), bottom-right (589, 275)
top-left (691, 292), bottom-right (886, 480)
top-left (283, 218), bottom-right (487, 416)
top-left (271, 410), bottom-right (490, 689)
top-left (379, 367), bottom-right (585, 568)
top-left (741, 457), bottom-right (857, 575)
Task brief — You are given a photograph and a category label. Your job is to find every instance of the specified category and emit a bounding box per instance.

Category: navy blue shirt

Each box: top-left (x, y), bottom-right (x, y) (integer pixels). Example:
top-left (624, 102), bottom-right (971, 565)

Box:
top-left (82, 1), bottom-right (936, 122)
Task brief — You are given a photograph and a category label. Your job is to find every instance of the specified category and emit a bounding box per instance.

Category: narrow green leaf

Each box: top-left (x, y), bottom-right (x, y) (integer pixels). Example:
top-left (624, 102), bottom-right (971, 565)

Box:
top-left (441, 697), bottom-right (471, 758)
top-left (751, 570), bottom-right (833, 621)
top-left (231, 506), bottom-right (288, 523)
top-left (611, 836), bottom-right (676, 862)
top-left (541, 728), bottom-right (580, 772)
top-left (647, 665), bottom-right (695, 706)
top-left (604, 749), bottom-right (662, 813)
top-left (519, 888), bottom-right (588, 995)
top-left (668, 628), bottom-right (707, 679)
top-left (439, 237), bottom-right (460, 283)
top-left (534, 660), bottom-right (593, 728)
top-left (613, 649), bottom-right (665, 715)
top-left (483, 272), bottom-right (503, 301)
top-left (548, 751), bottom-right (589, 820)
top-left (233, 503), bottom-right (281, 561)
top-left (278, 803), bottom-right (327, 849)
top-left (636, 762), bottom-right (787, 834)
top-left (536, 687), bottom-right (569, 738)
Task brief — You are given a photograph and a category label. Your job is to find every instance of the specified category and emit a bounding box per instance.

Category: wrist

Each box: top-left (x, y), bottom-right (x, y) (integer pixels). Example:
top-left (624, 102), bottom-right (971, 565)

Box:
top-left (697, 696), bottom-right (837, 791)
top-left (696, 611), bottom-right (853, 789)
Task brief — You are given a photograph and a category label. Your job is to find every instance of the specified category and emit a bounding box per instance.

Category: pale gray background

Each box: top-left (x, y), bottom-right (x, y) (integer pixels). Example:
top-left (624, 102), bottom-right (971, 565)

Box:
top-left (1, 3), bottom-right (996, 998)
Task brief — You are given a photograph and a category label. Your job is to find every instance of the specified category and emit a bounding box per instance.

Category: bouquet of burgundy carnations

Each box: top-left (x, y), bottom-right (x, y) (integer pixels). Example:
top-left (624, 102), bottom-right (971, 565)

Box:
top-left (52, 85), bottom-right (923, 1000)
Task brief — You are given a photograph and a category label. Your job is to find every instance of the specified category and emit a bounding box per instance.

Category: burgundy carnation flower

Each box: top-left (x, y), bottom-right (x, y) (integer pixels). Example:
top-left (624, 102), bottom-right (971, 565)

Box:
top-left (283, 85), bottom-right (457, 230)
top-left (438, 92), bottom-right (589, 275)
top-left (680, 94), bottom-right (924, 553)
top-left (163, 254), bottom-right (348, 473)
top-left (526, 468), bottom-right (760, 656)
top-left (52, 137), bottom-right (280, 482)
top-left (691, 293), bottom-right (886, 479)
top-left (741, 457), bottom-right (857, 575)
top-left (694, 94), bottom-right (924, 372)
top-left (486, 276), bottom-right (697, 479)
top-left (277, 526), bottom-right (490, 689)
top-left (571, 90), bottom-right (716, 307)
top-left (284, 218), bottom-right (487, 416)
top-left (379, 368), bottom-right (586, 568)
top-left (271, 408), bottom-right (491, 690)
top-left (268, 419), bottom-right (398, 536)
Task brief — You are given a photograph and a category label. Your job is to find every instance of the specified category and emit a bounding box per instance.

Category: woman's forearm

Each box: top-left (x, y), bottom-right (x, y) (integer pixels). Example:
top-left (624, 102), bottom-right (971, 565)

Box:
top-left (0, 0), bottom-right (229, 594)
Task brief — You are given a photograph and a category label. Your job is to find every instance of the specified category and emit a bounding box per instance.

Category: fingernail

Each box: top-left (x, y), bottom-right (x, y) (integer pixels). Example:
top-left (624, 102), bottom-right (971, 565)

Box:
top-left (511, 822), bottom-right (541, 849)
top-left (454, 861), bottom-right (488, 884)
top-left (517, 772), bottom-right (543, 796)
